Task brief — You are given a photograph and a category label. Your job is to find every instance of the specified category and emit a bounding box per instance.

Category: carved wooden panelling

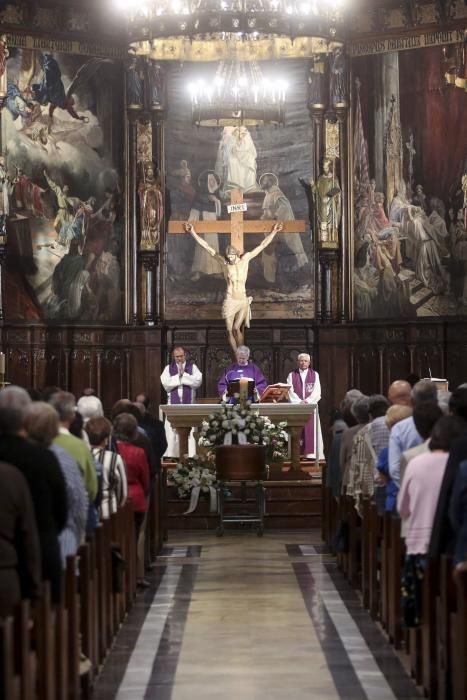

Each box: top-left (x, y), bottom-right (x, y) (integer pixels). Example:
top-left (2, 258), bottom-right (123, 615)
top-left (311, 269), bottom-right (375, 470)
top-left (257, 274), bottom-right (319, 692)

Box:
top-left (68, 350), bottom-right (93, 399)
top-left (205, 347), bottom-right (231, 398)
top-left (354, 346), bottom-right (380, 396)
top-left (7, 348), bottom-right (31, 389)
top-left (385, 347), bottom-right (411, 388)
top-left (250, 348), bottom-right (273, 384)
top-left (7, 330), bottom-right (30, 344)
top-left (100, 350), bottom-right (125, 409)
top-left (1, 321), bottom-right (467, 422)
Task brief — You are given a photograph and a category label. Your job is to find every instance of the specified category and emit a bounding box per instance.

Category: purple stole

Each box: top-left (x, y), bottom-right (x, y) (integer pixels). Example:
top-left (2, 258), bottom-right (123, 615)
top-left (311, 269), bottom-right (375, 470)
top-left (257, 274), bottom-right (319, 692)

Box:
top-left (169, 361), bottom-right (194, 404)
top-left (291, 368), bottom-right (316, 455)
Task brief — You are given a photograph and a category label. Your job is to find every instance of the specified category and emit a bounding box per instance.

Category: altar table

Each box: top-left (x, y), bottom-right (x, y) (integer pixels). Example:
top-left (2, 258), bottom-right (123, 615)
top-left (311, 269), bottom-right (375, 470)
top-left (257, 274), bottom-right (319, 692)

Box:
top-left (161, 403), bottom-right (316, 472)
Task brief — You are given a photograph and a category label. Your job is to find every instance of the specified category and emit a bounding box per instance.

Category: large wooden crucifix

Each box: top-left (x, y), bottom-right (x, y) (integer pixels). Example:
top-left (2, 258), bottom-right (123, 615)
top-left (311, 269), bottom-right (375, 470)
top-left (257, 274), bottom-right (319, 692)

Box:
top-left (168, 188), bottom-right (306, 353)
top-left (167, 188), bottom-right (306, 254)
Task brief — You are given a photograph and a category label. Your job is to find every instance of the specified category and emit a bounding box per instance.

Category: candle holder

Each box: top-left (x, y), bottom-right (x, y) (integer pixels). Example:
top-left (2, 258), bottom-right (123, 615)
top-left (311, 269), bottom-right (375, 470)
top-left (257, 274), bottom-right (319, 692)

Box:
top-left (239, 376), bottom-right (249, 405)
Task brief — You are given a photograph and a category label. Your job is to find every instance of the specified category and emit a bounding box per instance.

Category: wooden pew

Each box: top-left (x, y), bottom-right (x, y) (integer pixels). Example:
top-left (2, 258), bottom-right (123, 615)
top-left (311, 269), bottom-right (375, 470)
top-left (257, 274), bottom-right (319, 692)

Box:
top-left (451, 567), bottom-right (467, 700)
top-left (368, 503), bottom-right (383, 619)
top-left (0, 496), bottom-right (162, 700)
top-left (387, 515), bottom-right (404, 649)
top-left (0, 616), bottom-right (19, 700)
top-left (421, 557), bottom-right (439, 698)
top-left (329, 489), bottom-right (467, 700)
top-left (360, 498), bottom-right (371, 606)
top-left (14, 600), bottom-right (34, 700)
top-left (347, 498), bottom-right (362, 589)
top-left (65, 555), bottom-right (80, 700)
top-left (34, 582), bottom-right (55, 700)
top-left (436, 555), bottom-right (456, 700)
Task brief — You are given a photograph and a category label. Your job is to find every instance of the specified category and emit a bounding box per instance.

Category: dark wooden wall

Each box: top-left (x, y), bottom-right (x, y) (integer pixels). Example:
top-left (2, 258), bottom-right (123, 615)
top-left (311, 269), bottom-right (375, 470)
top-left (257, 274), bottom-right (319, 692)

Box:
top-left (1, 320), bottom-right (465, 422)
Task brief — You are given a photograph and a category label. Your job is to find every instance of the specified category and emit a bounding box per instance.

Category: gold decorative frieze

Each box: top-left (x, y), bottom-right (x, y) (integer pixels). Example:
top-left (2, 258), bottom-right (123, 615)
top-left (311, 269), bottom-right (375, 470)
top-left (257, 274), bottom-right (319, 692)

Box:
top-left (5, 32), bottom-right (126, 59)
top-left (131, 36), bottom-right (343, 62)
top-left (349, 27), bottom-right (466, 57)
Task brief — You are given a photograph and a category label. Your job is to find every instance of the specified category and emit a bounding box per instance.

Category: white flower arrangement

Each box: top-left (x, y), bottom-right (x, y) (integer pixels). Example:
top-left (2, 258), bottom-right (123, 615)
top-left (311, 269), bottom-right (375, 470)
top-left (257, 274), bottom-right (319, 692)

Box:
top-left (167, 455), bottom-right (218, 499)
top-left (167, 455), bottom-right (219, 514)
top-left (167, 405), bottom-right (288, 513)
top-left (199, 402), bottom-right (288, 461)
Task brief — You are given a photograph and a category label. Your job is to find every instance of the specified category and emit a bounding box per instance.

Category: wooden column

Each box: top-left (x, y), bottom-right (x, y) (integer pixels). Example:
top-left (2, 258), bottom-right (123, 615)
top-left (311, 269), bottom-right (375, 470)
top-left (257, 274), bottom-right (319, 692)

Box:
top-left (128, 114), bottom-right (139, 324)
top-left (336, 107), bottom-right (349, 323)
top-left (152, 110), bottom-right (165, 323)
top-left (0, 234), bottom-right (5, 322)
top-left (310, 108), bottom-right (325, 323)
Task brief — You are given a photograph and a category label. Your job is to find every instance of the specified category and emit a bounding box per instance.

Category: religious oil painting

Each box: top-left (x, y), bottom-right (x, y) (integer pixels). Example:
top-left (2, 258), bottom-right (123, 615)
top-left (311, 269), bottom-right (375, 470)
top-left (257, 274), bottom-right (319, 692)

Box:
top-left (2, 49), bottom-right (124, 322)
top-left (352, 45), bottom-right (467, 321)
top-left (165, 60), bottom-right (314, 321)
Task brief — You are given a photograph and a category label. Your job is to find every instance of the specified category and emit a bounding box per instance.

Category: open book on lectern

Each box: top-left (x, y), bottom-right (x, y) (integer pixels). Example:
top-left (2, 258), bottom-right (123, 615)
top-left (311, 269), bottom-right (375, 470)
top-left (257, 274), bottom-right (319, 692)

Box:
top-left (259, 383), bottom-right (291, 403)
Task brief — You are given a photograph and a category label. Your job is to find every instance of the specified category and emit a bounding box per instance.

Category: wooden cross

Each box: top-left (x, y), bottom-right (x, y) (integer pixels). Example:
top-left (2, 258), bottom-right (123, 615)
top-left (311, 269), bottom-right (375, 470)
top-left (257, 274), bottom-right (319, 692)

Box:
top-left (168, 188), bottom-right (306, 254)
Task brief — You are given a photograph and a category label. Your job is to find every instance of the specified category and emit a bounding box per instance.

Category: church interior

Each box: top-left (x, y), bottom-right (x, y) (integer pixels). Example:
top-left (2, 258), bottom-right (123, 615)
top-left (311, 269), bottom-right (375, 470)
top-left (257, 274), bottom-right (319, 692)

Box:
top-left (0, 0), bottom-right (466, 698)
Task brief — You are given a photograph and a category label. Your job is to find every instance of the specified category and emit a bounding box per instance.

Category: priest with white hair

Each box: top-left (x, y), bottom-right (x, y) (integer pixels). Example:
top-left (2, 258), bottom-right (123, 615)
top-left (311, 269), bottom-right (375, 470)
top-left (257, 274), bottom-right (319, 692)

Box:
top-left (286, 352), bottom-right (324, 460)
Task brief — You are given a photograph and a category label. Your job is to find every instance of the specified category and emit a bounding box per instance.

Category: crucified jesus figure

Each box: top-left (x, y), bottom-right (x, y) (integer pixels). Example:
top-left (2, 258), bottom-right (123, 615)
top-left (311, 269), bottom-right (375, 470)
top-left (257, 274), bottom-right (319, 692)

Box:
top-left (184, 221), bottom-right (283, 354)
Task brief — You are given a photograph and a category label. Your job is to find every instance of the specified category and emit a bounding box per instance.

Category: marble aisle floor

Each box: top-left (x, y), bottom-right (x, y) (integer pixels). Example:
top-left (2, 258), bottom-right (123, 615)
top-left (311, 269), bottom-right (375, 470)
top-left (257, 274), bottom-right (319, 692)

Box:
top-left (93, 531), bottom-right (421, 700)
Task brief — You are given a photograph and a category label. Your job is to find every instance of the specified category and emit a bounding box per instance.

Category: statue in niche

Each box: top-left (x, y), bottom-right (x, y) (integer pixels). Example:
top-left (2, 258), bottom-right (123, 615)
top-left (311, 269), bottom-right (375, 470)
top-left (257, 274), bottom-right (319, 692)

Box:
top-left (215, 126), bottom-right (258, 192)
top-left (0, 35), bottom-right (8, 99)
top-left (147, 59), bottom-right (164, 110)
top-left (330, 47), bottom-right (347, 107)
top-left (126, 57), bottom-right (144, 110)
top-left (310, 157), bottom-right (341, 245)
top-left (307, 55), bottom-right (325, 108)
top-left (138, 162), bottom-right (163, 250)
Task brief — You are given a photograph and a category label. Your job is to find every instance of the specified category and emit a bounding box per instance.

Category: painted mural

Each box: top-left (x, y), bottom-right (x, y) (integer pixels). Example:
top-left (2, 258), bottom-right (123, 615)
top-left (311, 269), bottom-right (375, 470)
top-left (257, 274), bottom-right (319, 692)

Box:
top-left (2, 49), bottom-right (124, 321)
top-left (164, 60), bottom-right (314, 321)
top-left (352, 45), bottom-right (467, 320)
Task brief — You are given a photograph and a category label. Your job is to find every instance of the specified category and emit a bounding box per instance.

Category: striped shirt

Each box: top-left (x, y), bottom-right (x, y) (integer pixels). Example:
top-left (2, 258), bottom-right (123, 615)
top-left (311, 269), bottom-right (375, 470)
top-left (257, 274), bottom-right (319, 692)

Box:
top-left (91, 447), bottom-right (128, 520)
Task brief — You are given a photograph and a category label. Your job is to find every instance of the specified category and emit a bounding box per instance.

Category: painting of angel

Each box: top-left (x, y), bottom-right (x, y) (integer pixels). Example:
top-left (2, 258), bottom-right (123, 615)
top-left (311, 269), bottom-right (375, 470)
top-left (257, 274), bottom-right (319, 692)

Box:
top-left (2, 49), bottom-right (124, 322)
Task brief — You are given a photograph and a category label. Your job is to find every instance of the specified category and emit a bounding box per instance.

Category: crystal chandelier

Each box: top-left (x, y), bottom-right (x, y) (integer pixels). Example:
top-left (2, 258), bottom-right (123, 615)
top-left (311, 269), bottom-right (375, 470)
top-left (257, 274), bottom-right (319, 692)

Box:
top-left (115, 0), bottom-right (346, 60)
top-left (188, 61), bottom-right (287, 126)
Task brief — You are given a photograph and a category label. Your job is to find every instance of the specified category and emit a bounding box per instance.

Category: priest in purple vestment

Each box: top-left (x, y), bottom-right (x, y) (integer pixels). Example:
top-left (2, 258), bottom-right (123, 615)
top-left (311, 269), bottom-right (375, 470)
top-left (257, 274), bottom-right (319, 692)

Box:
top-left (287, 353), bottom-right (324, 460)
top-left (218, 345), bottom-right (268, 403)
top-left (161, 346), bottom-right (203, 457)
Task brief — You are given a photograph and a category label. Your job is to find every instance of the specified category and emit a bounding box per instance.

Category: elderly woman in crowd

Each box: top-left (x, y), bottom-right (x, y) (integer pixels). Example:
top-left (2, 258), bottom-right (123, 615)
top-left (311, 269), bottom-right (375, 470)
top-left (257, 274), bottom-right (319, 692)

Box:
top-left (85, 416), bottom-right (127, 520)
top-left (397, 414), bottom-right (466, 626)
top-left (113, 412), bottom-right (150, 588)
top-left (0, 386), bottom-right (68, 604)
top-left (24, 401), bottom-right (88, 569)
top-left (398, 415), bottom-right (466, 556)
top-left (340, 395), bottom-right (370, 491)
top-left (0, 455), bottom-right (41, 618)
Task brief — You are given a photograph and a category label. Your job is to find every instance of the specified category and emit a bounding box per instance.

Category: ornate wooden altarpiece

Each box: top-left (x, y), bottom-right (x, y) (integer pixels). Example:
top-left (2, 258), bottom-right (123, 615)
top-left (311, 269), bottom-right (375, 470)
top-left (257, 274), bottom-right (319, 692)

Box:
top-left (0, 1), bottom-right (466, 434)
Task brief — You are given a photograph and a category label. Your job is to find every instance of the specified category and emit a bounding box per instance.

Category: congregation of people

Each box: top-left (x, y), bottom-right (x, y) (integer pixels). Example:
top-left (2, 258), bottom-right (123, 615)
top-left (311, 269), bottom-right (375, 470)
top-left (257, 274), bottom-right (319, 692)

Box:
top-left (327, 377), bottom-right (467, 612)
top-left (0, 384), bottom-right (167, 624)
